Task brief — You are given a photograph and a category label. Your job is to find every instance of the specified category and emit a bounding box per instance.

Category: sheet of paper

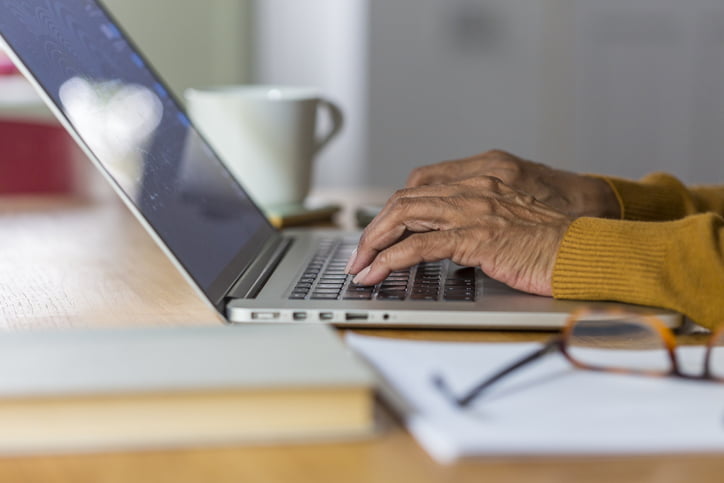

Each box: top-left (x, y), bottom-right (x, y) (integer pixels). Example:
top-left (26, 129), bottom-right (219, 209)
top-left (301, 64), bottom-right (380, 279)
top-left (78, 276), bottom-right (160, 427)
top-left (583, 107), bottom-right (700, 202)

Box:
top-left (346, 333), bottom-right (724, 463)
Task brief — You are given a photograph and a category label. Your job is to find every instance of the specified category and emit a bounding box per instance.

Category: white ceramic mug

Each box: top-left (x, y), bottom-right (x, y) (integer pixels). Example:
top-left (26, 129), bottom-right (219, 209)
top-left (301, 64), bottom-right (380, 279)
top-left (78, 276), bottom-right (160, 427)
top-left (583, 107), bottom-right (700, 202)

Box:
top-left (185, 85), bottom-right (343, 207)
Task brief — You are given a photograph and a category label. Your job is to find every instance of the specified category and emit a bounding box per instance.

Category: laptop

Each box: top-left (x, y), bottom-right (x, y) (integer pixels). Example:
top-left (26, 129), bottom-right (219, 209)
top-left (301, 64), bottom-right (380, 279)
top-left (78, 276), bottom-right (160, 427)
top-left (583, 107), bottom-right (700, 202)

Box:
top-left (0, 0), bottom-right (679, 329)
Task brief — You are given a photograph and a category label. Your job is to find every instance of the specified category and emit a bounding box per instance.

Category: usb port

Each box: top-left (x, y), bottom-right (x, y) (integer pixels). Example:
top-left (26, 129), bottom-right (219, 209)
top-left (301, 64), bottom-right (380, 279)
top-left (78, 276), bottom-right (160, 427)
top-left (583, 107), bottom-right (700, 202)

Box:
top-left (292, 312), bottom-right (307, 321)
top-left (251, 311), bottom-right (279, 320)
top-left (319, 312), bottom-right (334, 321)
top-left (345, 312), bottom-right (368, 321)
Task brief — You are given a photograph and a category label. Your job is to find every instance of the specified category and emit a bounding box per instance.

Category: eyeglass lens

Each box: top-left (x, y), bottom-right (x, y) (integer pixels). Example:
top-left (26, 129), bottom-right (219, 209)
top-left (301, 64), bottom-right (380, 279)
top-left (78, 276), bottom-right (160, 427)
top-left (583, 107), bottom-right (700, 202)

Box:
top-left (566, 316), bottom-right (673, 374)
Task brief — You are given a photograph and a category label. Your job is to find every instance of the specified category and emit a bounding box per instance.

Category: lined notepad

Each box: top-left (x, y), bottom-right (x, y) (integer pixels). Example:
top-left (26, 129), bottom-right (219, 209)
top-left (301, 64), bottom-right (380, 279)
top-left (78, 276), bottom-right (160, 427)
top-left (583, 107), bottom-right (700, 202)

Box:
top-left (347, 333), bottom-right (724, 463)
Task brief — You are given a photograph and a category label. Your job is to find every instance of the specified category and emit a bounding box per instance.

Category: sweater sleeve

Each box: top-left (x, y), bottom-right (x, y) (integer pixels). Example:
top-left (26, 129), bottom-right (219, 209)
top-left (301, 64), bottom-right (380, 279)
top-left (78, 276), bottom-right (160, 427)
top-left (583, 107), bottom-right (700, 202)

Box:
top-left (599, 172), bottom-right (724, 220)
top-left (552, 214), bottom-right (724, 330)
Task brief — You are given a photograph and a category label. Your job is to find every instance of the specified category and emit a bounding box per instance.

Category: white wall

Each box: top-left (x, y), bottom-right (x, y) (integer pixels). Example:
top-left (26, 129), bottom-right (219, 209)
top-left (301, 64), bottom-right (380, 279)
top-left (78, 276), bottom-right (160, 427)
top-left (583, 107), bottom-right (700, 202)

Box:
top-left (367, 0), bottom-right (724, 186)
top-left (367, 0), bottom-right (548, 187)
top-left (252, 0), bottom-right (369, 189)
top-left (572, 0), bottom-right (724, 184)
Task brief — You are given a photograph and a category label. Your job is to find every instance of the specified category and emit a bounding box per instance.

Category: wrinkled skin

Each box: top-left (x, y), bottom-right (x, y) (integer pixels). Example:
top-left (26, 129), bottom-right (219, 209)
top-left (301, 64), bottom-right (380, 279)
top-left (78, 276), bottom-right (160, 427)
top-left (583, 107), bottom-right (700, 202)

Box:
top-left (346, 150), bottom-right (619, 295)
top-left (405, 150), bottom-right (620, 218)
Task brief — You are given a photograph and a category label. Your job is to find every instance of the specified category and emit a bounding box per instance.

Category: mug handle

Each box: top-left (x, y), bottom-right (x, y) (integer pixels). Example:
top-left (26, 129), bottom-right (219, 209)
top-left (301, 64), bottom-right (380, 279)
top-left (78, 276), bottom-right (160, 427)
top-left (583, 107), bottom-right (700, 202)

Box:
top-left (313, 99), bottom-right (344, 156)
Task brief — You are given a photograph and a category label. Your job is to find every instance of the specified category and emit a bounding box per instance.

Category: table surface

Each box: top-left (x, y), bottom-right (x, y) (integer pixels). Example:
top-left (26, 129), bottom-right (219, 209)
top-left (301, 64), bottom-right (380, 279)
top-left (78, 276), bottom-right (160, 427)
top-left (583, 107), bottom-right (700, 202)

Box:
top-left (0, 191), bottom-right (721, 483)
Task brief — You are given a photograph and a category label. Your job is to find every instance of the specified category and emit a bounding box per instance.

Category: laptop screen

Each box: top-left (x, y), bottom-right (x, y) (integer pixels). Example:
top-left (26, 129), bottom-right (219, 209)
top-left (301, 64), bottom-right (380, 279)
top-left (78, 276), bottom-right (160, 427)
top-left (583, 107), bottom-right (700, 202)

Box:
top-left (0, 0), bottom-right (277, 304)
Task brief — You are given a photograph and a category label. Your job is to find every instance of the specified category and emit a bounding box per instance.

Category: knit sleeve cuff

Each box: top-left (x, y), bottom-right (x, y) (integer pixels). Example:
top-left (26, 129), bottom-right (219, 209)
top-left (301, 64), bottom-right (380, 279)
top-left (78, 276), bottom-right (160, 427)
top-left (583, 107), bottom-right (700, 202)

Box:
top-left (552, 214), bottom-right (724, 330)
top-left (552, 217), bottom-right (668, 305)
top-left (597, 173), bottom-right (696, 221)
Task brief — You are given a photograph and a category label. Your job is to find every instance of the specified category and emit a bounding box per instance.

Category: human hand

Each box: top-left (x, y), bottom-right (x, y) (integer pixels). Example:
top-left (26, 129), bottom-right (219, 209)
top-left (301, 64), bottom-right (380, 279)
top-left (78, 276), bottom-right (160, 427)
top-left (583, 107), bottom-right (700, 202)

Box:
top-left (345, 176), bottom-right (574, 296)
top-left (406, 150), bottom-right (620, 218)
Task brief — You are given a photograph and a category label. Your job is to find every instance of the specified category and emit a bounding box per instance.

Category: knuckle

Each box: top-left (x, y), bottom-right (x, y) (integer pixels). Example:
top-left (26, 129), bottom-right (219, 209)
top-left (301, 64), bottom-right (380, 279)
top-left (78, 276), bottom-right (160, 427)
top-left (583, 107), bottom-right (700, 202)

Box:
top-left (472, 175), bottom-right (502, 190)
top-left (483, 149), bottom-right (509, 159)
top-left (483, 150), bottom-right (521, 174)
top-left (375, 249), bottom-right (396, 268)
top-left (407, 167), bottom-right (425, 184)
top-left (496, 160), bottom-right (516, 174)
top-left (401, 233), bottom-right (431, 258)
top-left (390, 195), bottom-right (415, 213)
top-left (389, 188), bottom-right (407, 202)
top-left (520, 193), bottom-right (536, 205)
top-left (357, 230), bottom-right (371, 248)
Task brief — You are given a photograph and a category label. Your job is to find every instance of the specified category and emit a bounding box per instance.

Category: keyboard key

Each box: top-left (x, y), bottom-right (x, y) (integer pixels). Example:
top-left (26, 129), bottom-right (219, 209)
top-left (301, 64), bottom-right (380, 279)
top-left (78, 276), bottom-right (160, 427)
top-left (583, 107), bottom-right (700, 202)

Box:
top-left (445, 280), bottom-right (474, 287)
top-left (378, 289), bottom-right (407, 299)
top-left (343, 292), bottom-right (373, 300)
top-left (310, 293), bottom-right (340, 300)
top-left (312, 289), bottom-right (342, 295)
top-left (380, 281), bottom-right (408, 287)
top-left (412, 287), bottom-right (438, 294)
top-left (444, 294), bottom-right (475, 301)
top-left (377, 293), bottom-right (405, 300)
top-left (346, 287), bottom-right (374, 293)
top-left (316, 283), bottom-right (344, 289)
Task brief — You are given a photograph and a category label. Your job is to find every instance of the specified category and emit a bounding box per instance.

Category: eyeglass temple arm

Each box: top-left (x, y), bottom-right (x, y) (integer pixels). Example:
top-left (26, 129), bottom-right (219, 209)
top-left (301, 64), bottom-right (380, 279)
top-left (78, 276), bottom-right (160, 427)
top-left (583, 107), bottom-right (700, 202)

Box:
top-left (435, 338), bottom-right (563, 408)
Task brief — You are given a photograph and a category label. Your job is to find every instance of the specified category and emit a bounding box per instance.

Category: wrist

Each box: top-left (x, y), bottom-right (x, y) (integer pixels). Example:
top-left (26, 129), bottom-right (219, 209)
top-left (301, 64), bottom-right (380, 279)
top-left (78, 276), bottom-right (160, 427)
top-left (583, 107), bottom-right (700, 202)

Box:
top-left (582, 176), bottom-right (621, 218)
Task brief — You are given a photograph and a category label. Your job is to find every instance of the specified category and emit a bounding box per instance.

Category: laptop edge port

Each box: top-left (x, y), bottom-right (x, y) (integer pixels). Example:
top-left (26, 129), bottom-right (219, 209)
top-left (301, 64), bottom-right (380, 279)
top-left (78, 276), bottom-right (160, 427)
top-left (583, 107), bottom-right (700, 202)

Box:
top-left (345, 312), bottom-right (368, 321)
top-left (251, 311), bottom-right (280, 320)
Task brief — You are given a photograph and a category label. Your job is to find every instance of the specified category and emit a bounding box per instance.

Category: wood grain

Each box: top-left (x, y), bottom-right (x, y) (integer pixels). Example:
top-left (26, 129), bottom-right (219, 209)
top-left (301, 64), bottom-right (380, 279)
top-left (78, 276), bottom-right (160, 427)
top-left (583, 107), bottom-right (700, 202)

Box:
top-left (0, 196), bottom-right (220, 330)
top-left (0, 194), bottom-right (720, 483)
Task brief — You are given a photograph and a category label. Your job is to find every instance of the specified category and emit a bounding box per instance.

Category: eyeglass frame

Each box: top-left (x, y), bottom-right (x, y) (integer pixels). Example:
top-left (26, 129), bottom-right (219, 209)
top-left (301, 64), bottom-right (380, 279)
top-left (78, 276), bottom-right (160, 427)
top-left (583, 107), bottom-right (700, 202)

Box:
top-left (433, 307), bottom-right (724, 408)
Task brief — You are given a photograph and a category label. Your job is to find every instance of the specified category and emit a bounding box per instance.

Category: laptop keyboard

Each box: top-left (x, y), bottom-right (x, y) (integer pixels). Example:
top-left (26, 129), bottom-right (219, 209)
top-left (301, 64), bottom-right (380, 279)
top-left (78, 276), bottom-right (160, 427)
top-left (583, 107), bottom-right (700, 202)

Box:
top-left (288, 238), bottom-right (477, 302)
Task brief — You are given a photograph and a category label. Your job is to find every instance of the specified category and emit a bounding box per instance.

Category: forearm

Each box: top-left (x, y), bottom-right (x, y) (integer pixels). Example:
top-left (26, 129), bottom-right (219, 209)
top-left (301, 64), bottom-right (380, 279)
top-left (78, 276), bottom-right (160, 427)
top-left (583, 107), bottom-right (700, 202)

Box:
top-left (597, 172), bottom-right (724, 220)
top-left (552, 213), bottom-right (724, 330)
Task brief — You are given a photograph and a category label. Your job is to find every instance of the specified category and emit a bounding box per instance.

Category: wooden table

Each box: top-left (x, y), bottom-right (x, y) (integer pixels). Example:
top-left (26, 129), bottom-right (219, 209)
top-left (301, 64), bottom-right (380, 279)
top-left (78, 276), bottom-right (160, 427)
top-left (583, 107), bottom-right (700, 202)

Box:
top-left (0, 193), bottom-right (721, 483)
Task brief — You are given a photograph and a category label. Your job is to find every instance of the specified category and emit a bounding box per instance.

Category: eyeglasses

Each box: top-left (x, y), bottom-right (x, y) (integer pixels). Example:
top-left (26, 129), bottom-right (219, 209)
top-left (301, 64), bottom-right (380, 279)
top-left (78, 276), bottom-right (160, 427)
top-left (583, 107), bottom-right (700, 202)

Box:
top-left (433, 308), bottom-right (724, 408)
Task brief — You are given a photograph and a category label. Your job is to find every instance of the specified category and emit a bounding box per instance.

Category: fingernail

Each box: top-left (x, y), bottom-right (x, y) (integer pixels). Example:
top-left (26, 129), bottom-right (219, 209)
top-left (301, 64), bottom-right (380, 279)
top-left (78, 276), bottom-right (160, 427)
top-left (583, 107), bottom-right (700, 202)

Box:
top-left (344, 248), bottom-right (358, 273)
top-left (352, 266), bottom-right (372, 285)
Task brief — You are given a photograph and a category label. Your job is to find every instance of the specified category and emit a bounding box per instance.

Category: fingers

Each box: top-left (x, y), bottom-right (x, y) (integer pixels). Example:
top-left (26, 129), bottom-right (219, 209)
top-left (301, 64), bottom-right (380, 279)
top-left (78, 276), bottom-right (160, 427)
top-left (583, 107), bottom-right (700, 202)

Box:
top-left (346, 177), bottom-right (513, 276)
top-left (348, 195), bottom-right (461, 275)
top-left (352, 231), bottom-right (462, 286)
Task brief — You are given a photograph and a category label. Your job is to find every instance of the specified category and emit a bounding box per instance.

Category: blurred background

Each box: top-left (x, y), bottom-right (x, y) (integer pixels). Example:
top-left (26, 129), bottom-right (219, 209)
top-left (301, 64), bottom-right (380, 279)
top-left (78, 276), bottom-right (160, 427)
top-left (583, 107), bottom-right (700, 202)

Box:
top-left (4, 0), bottom-right (724, 193)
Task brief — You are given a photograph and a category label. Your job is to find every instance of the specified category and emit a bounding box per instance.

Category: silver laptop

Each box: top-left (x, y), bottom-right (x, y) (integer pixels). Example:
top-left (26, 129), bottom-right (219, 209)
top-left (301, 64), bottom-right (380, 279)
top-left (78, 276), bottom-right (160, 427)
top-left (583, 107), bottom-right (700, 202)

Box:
top-left (0, 0), bottom-right (679, 329)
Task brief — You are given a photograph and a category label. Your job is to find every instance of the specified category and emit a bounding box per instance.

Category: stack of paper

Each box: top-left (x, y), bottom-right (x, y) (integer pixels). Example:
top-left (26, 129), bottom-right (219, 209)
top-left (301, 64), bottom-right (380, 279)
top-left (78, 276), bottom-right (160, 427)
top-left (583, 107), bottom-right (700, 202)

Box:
top-left (347, 333), bottom-right (724, 463)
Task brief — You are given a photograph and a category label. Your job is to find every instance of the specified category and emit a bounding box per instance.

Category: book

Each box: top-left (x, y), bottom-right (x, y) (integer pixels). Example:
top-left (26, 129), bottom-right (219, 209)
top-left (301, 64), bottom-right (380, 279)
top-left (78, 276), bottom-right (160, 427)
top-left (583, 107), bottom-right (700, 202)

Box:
top-left (0, 324), bottom-right (375, 453)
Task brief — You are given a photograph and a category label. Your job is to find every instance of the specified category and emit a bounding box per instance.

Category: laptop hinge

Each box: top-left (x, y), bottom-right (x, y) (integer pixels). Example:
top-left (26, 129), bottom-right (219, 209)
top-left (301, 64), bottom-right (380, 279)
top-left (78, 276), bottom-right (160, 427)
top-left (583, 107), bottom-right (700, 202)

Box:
top-left (227, 235), bottom-right (294, 300)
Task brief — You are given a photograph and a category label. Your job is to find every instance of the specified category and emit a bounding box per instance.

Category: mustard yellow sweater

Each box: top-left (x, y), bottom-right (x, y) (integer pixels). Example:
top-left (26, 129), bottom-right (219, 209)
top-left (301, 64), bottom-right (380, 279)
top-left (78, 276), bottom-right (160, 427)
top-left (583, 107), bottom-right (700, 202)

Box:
top-left (552, 173), bottom-right (724, 330)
